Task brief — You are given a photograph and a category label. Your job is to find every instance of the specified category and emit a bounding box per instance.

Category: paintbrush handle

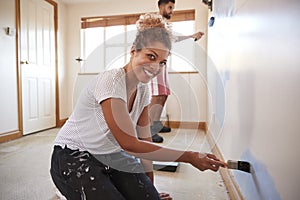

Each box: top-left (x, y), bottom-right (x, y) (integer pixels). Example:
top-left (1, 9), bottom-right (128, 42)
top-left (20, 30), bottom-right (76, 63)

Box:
top-left (227, 160), bottom-right (251, 173)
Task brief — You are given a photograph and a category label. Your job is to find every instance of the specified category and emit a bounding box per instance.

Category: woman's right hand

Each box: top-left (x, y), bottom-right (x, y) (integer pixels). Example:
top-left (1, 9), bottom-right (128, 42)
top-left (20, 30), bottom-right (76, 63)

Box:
top-left (189, 152), bottom-right (227, 172)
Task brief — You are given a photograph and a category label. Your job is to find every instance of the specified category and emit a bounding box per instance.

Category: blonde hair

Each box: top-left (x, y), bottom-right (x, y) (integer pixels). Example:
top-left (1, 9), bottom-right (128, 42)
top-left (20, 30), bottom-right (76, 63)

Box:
top-left (134, 13), bottom-right (172, 51)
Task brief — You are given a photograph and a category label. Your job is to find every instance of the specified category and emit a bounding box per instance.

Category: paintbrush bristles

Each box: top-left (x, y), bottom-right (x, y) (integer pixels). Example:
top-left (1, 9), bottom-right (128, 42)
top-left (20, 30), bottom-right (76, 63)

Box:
top-left (237, 161), bottom-right (251, 173)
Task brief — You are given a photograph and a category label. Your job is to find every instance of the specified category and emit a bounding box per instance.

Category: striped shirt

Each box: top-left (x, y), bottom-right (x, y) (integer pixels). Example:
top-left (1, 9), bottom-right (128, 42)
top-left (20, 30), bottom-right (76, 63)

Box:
top-left (150, 66), bottom-right (170, 96)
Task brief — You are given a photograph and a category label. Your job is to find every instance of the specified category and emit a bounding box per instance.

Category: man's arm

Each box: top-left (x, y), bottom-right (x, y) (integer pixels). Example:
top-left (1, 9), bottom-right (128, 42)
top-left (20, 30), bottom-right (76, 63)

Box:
top-left (174, 31), bottom-right (205, 43)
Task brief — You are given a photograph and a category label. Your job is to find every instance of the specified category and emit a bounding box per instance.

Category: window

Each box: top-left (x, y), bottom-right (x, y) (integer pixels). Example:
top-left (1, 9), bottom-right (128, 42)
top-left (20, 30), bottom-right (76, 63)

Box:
top-left (80, 10), bottom-right (197, 73)
top-left (169, 20), bottom-right (197, 72)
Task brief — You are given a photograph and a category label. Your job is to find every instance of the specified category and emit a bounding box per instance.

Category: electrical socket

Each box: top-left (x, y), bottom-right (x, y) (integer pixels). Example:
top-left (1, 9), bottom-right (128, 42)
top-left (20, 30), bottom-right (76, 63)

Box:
top-left (211, 112), bottom-right (216, 123)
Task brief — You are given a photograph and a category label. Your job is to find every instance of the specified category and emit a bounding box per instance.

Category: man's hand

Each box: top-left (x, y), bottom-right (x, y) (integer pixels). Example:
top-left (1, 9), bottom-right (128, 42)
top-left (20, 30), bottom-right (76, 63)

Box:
top-left (160, 192), bottom-right (173, 200)
top-left (192, 31), bottom-right (205, 41)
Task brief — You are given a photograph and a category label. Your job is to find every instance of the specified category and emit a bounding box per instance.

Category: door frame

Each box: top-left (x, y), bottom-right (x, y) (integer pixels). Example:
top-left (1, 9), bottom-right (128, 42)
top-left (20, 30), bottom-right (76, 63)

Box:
top-left (17, 0), bottom-right (60, 134)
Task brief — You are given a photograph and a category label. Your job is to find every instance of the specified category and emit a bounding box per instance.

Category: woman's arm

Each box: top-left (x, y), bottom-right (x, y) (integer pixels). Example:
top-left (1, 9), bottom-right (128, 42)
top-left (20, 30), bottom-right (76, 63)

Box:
top-left (136, 105), bottom-right (154, 182)
top-left (101, 98), bottom-right (226, 172)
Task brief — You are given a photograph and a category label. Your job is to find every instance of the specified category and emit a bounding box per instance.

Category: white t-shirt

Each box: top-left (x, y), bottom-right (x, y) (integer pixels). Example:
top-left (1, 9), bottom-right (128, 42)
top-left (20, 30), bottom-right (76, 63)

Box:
top-left (54, 68), bottom-right (151, 155)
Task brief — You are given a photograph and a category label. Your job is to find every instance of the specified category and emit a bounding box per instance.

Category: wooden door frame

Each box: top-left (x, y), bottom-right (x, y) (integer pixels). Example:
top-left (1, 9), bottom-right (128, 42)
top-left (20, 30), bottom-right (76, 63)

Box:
top-left (43, 0), bottom-right (62, 128)
top-left (4, 0), bottom-right (59, 142)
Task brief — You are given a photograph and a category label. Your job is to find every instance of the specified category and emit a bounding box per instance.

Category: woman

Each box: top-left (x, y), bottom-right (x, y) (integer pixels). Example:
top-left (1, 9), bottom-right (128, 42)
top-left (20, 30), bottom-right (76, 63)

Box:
top-left (50, 13), bottom-right (226, 200)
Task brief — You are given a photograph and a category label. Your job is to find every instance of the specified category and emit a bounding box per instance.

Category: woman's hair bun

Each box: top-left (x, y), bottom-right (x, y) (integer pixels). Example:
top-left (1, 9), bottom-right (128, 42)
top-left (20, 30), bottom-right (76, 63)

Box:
top-left (136, 13), bottom-right (171, 32)
top-left (134, 13), bottom-right (173, 51)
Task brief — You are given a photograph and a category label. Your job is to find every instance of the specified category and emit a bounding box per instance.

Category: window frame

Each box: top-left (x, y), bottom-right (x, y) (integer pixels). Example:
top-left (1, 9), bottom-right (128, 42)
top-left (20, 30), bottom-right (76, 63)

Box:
top-left (81, 10), bottom-right (195, 28)
top-left (80, 10), bottom-right (198, 73)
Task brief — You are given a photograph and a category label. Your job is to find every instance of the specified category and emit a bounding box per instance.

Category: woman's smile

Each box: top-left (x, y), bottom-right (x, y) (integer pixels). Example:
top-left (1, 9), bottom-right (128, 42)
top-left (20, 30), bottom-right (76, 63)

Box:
top-left (143, 65), bottom-right (160, 78)
top-left (144, 68), bottom-right (155, 78)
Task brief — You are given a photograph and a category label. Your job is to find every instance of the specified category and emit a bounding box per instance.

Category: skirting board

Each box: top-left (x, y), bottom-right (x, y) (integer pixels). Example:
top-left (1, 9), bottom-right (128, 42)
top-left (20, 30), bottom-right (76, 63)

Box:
top-left (163, 121), bottom-right (207, 131)
top-left (0, 130), bottom-right (22, 143)
top-left (206, 130), bottom-right (244, 200)
top-left (57, 118), bottom-right (68, 128)
top-left (51, 119), bottom-right (207, 131)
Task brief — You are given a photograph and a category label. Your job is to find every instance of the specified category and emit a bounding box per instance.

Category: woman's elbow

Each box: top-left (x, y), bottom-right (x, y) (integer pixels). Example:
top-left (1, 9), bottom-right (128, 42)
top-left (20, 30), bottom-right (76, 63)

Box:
top-left (119, 138), bottom-right (140, 152)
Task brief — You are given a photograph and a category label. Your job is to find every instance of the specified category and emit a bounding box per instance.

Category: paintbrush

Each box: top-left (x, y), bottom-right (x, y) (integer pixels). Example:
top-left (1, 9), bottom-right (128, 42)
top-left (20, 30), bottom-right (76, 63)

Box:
top-left (227, 160), bottom-right (252, 173)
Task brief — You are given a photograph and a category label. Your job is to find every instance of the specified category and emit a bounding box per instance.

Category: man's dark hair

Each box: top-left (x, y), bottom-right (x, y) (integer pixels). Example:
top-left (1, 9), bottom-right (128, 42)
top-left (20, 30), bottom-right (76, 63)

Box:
top-left (158, 0), bottom-right (175, 6)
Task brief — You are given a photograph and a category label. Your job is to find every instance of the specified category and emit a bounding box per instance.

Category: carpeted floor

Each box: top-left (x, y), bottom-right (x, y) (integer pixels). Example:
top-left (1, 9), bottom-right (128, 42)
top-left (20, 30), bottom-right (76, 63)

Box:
top-left (0, 128), bottom-right (229, 200)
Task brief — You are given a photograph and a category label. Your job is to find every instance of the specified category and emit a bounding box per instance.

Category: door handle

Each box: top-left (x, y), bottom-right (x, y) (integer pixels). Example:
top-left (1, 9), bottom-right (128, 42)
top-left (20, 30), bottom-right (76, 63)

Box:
top-left (20, 61), bottom-right (29, 64)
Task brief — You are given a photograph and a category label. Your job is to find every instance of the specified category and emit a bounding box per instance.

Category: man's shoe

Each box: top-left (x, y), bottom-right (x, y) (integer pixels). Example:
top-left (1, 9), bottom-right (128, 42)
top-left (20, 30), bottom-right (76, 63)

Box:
top-left (159, 126), bottom-right (171, 133)
top-left (152, 134), bottom-right (164, 143)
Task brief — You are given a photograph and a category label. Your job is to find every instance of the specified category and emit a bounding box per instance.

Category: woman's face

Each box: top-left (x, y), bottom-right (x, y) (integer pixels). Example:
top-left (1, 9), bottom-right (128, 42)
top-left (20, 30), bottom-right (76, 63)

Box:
top-left (131, 42), bottom-right (169, 83)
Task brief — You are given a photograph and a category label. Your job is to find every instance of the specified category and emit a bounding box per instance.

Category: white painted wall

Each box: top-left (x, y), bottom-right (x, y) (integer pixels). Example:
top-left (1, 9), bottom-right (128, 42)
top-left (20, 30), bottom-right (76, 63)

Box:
top-left (0, 0), bottom-right (19, 133)
top-left (0, 0), bottom-right (68, 135)
top-left (64, 0), bottom-right (208, 122)
top-left (207, 0), bottom-right (300, 199)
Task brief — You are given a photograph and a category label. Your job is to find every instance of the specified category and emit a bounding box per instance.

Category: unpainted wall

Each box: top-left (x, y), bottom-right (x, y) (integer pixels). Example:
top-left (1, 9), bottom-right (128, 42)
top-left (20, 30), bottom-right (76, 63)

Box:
top-left (207, 0), bottom-right (300, 199)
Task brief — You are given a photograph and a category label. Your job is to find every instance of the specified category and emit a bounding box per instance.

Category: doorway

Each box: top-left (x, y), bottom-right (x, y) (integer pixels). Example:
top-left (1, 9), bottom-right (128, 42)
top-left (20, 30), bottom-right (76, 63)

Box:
top-left (19, 0), bottom-right (57, 135)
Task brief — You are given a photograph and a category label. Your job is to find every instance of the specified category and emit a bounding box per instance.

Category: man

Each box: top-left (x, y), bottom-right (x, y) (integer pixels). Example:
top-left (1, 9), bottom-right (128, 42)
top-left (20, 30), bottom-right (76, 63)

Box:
top-left (150, 0), bottom-right (205, 143)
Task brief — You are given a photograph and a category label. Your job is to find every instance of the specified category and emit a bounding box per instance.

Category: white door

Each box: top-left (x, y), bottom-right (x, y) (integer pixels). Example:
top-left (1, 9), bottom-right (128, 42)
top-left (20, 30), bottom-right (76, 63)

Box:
top-left (20, 0), bottom-right (56, 135)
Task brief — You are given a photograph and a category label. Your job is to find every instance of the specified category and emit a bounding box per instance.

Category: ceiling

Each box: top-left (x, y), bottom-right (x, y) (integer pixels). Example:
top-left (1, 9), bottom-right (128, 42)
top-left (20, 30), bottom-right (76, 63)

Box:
top-left (60, 0), bottom-right (116, 5)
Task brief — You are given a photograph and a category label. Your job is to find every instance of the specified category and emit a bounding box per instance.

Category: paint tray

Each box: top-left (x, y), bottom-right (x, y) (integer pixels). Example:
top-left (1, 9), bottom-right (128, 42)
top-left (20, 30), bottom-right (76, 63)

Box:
top-left (153, 161), bottom-right (179, 172)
